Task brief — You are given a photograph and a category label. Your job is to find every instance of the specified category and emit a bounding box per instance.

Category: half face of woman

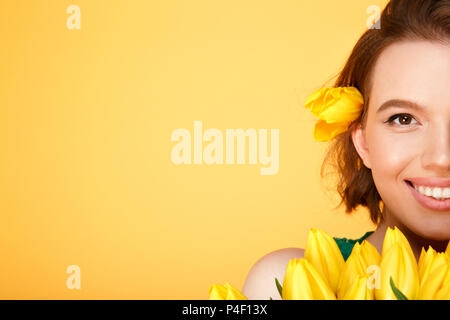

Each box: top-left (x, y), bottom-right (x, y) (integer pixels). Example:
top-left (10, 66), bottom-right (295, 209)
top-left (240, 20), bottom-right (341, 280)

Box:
top-left (352, 40), bottom-right (450, 241)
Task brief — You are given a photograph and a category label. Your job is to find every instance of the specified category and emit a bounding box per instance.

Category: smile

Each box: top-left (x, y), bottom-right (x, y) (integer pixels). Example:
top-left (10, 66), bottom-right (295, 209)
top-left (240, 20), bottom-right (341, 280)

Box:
top-left (405, 180), bottom-right (450, 211)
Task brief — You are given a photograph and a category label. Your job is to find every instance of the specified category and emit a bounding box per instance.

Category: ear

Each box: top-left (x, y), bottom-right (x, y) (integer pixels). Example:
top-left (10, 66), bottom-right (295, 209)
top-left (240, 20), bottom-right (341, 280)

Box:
top-left (351, 123), bottom-right (371, 169)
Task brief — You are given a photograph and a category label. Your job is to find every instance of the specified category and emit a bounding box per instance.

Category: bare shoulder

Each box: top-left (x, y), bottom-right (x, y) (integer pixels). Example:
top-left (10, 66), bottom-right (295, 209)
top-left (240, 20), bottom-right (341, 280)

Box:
top-left (242, 247), bottom-right (304, 300)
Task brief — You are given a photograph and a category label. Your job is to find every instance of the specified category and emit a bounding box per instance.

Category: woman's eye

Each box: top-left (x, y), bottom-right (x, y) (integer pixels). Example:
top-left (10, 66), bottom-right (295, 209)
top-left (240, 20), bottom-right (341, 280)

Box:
top-left (386, 113), bottom-right (418, 126)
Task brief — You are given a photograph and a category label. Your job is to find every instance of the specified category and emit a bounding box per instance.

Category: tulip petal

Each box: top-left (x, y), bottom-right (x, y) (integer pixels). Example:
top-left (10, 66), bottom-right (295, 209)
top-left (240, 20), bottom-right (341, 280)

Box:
top-left (305, 228), bottom-right (345, 293)
top-left (209, 284), bottom-right (228, 300)
top-left (304, 87), bottom-right (364, 142)
top-left (337, 240), bottom-right (380, 299)
top-left (418, 246), bottom-right (436, 283)
top-left (313, 120), bottom-right (350, 142)
top-left (377, 242), bottom-right (419, 300)
top-left (282, 258), bottom-right (313, 299)
top-left (304, 87), bottom-right (328, 116)
top-left (318, 93), bottom-right (363, 123)
top-left (225, 283), bottom-right (248, 300)
top-left (341, 276), bottom-right (373, 300)
top-left (418, 252), bottom-right (448, 299)
top-left (282, 258), bottom-right (336, 300)
top-left (382, 227), bottom-right (414, 258)
top-left (208, 283), bottom-right (247, 300)
top-left (435, 279), bottom-right (450, 300)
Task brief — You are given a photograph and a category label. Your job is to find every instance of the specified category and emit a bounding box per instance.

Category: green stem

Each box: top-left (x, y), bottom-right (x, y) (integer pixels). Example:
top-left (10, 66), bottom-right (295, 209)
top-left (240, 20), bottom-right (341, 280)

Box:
top-left (275, 277), bottom-right (283, 299)
top-left (390, 276), bottom-right (408, 300)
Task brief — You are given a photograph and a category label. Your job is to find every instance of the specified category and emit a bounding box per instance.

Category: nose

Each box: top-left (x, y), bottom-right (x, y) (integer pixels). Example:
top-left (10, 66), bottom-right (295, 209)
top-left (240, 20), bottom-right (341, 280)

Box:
top-left (422, 120), bottom-right (450, 172)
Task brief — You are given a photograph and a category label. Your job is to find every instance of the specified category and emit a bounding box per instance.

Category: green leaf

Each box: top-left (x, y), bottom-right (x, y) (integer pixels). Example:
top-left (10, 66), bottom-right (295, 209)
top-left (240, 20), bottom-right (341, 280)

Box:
top-left (390, 276), bottom-right (408, 300)
top-left (269, 297), bottom-right (273, 300)
top-left (275, 277), bottom-right (283, 299)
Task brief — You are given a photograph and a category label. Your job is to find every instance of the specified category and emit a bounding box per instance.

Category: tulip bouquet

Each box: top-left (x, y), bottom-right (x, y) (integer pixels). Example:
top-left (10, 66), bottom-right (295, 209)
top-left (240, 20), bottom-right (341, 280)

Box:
top-left (209, 227), bottom-right (450, 300)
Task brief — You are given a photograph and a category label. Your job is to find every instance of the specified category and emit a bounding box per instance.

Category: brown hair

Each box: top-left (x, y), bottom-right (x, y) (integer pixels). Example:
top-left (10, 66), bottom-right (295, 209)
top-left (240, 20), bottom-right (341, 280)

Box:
top-left (321, 0), bottom-right (450, 224)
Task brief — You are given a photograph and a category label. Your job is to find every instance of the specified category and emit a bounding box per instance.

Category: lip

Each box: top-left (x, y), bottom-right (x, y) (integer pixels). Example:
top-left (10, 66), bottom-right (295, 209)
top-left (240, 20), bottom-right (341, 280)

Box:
top-left (405, 180), bottom-right (450, 211)
top-left (407, 177), bottom-right (450, 188)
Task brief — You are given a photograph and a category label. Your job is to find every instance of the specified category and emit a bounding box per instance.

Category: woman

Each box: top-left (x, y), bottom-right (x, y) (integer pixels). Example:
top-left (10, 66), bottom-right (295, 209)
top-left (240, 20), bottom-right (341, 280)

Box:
top-left (242, 0), bottom-right (450, 300)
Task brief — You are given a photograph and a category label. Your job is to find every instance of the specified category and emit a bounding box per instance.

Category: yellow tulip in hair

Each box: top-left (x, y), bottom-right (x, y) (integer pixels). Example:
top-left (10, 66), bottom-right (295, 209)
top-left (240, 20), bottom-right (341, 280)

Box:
top-left (304, 87), bottom-right (364, 142)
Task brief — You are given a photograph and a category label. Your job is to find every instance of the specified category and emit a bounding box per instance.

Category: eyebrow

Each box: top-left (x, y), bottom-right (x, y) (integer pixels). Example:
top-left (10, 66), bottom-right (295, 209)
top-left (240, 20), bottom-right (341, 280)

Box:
top-left (376, 99), bottom-right (426, 114)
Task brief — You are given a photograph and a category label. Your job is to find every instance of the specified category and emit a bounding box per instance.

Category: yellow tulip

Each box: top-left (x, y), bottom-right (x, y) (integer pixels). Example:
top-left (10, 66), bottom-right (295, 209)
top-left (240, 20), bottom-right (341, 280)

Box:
top-left (418, 251), bottom-right (450, 300)
top-left (282, 258), bottom-right (336, 300)
top-left (376, 227), bottom-right (420, 300)
top-left (446, 241), bottom-right (450, 259)
top-left (435, 283), bottom-right (450, 299)
top-left (435, 262), bottom-right (450, 300)
top-left (304, 228), bottom-right (345, 293)
top-left (381, 226), bottom-right (415, 259)
top-left (418, 246), bottom-right (436, 282)
top-left (304, 87), bottom-right (363, 142)
top-left (341, 275), bottom-right (372, 300)
top-left (337, 240), bottom-right (380, 299)
top-left (376, 242), bottom-right (419, 300)
top-left (209, 283), bottom-right (248, 300)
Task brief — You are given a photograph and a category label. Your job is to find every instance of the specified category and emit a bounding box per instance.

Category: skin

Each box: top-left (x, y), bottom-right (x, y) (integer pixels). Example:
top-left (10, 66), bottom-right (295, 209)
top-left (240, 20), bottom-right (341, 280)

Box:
top-left (353, 40), bottom-right (450, 260)
top-left (242, 40), bottom-right (450, 300)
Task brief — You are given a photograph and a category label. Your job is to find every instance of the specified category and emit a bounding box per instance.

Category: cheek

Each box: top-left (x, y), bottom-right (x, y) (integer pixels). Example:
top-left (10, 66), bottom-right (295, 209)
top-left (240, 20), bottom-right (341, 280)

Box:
top-left (366, 127), bottom-right (417, 190)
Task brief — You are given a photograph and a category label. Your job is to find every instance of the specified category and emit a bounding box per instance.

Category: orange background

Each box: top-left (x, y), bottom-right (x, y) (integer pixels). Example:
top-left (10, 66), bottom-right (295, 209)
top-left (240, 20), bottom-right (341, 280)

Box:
top-left (0, 0), bottom-right (388, 299)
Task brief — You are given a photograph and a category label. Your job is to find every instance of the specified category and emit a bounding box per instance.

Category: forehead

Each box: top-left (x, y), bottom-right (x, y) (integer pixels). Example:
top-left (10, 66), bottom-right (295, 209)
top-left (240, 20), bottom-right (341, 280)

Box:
top-left (369, 40), bottom-right (450, 112)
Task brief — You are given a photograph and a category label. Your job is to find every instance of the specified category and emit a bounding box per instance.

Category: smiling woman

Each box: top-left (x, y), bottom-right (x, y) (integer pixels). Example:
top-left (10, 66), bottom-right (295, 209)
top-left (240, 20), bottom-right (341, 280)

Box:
top-left (351, 40), bottom-right (450, 251)
top-left (242, 0), bottom-right (450, 300)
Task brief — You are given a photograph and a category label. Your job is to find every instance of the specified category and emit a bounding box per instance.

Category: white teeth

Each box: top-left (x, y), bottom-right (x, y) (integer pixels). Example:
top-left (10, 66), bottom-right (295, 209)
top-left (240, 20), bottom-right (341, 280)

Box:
top-left (414, 184), bottom-right (450, 200)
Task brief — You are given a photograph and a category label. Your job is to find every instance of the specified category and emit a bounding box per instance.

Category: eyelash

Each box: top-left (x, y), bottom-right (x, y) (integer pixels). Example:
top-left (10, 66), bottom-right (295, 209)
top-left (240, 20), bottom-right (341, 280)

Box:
top-left (385, 113), bottom-right (418, 126)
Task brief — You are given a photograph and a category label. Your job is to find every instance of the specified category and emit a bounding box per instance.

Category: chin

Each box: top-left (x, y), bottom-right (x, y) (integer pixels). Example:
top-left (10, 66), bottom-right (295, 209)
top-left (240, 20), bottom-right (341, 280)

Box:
top-left (404, 213), bottom-right (450, 241)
